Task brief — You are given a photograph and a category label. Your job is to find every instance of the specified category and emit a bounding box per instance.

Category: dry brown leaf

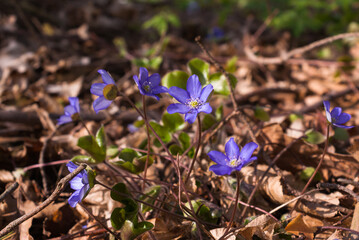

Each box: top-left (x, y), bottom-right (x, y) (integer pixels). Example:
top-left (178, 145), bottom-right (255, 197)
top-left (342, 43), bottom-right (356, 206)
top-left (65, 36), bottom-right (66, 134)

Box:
top-left (237, 214), bottom-right (277, 240)
top-left (210, 228), bottom-right (236, 240)
top-left (285, 214), bottom-right (322, 240)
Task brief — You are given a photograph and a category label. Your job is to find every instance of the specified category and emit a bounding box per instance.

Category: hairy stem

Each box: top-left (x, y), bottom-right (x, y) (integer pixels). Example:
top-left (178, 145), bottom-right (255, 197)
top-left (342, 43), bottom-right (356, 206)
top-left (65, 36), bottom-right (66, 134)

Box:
top-left (142, 95), bottom-right (151, 191)
top-left (185, 115), bottom-right (202, 184)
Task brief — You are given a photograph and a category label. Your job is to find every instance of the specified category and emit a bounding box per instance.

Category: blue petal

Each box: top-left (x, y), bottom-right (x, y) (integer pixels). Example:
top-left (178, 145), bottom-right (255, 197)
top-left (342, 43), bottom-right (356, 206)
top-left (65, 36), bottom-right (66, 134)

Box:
top-left (66, 161), bottom-right (78, 173)
top-left (331, 107), bottom-right (342, 120)
top-left (90, 83), bottom-right (106, 96)
top-left (57, 115), bottom-right (72, 125)
top-left (187, 75), bottom-right (202, 99)
top-left (167, 103), bottom-right (190, 114)
top-left (98, 69), bottom-right (115, 85)
top-left (199, 84), bottom-right (213, 102)
top-left (148, 73), bottom-right (161, 86)
top-left (93, 96), bottom-right (113, 114)
top-left (198, 103), bottom-right (212, 114)
top-left (169, 86), bottom-right (190, 104)
top-left (209, 164), bottom-right (234, 176)
top-left (208, 151), bottom-right (228, 165)
top-left (152, 86), bottom-right (168, 94)
top-left (335, 112), bottom-right (351, 124)
top-left (68, 190), bottom-right (81, 207)
top-left (333, 123), bottom-right (354, 129)
top-left (242, 156), bottom-right (257, 166)
top-left (78, 182), bottom-right (90, 201)
top-left (239, 142), bottom-right (258, 162)
top-left (70, 177), bottom-right (84, 191)
top-left (64, 105), bottom-right (76, 115)
top-left (225, 138), bottom-right (240, 160)
top-left (69, 97), bottom-right (80, 113)
top-left (139, 67), bottom-right (148, 85)
top-left (146, 93), bottom-right (160, 101)
top-left (185, 110), bottom-right (198, 124)
top-left (323, 101), bottom-right (331, 122)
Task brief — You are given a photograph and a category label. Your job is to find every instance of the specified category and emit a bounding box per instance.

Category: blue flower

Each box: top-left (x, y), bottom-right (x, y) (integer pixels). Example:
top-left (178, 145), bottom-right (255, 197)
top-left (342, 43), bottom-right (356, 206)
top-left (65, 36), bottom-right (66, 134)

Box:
top-left (57, 97), bottom-right (80, 125)
top-left (133, 67), bottom-right (168, 100)
top-left (208, 138), bottom-right (258, 176)
top-left (67, 162), bottom-right (90, 207)
top-left (91, 69), bottom-right (118, 114)
top-left (323, 101), bottom-right (354, 129)
top-left (167, 74), bottom-right (213, 124)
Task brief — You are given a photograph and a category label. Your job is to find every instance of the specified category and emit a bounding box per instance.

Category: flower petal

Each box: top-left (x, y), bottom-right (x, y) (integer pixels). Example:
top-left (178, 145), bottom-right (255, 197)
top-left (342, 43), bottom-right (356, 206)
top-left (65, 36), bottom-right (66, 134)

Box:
top-left (98, 69), bottom-right (115, 84)
top-left (242, 156), bottom-right (257, 166)
top-left (57, 115), bottom-right (72, 125)
top-left (200, 84), bottom-right (213, 102)
top-left (152, 86), bottom-right (168, 94)
top-left (64, 105), bottom-right (77, 115)
top-left (139, 67), bottom-right (149, 85)
top-left (93, 96), bottom-right (112, 114)
top-left (209, 164), bottom-right (234, 176)
top-left (208, 151), bottom-right (228, 165)
top-left (239, 142), bottom-right (258, 162)
top-left (333, 123), bottom-right (354, 129)
top-left (331, 107), bottom-right (342, 120)
top-left (184, 110), bottom-right (198, 124)
top-left (225, 138), bottom-right (240, 160)
top-left (187, 75), bottom-right (202, 98)
top-left (198, 102), bottom-right (212, 114)
top-left (90, 83), bottom-right (106, 96)
top-left (169, 86), bottom-right (190, 104)
top-left (323, 101), bottom-right (331, 122)
top-left (68, 190), bottom-right (81, 207)
top-left (66, 161), bottom-right (78, 173)
top-left (148, 73), bottom-right (161, 86)
top-left (335, 112), bottom-right (351, 125)
top-left (69, 97), bottom-right (80, 113)
top-left (167, 103), bottom-right (190, 114)
top-left (70, 177), bottom-right (84, 191)
top-left (146, 93), bottom-right (160, 100)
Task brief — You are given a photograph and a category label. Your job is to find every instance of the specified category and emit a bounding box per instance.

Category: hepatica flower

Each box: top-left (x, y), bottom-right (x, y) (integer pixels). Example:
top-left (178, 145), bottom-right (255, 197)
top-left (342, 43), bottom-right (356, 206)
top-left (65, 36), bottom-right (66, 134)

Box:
top-left (57, 97), bottom-right (80, 125)
top-left (323, 101), bottom-right (354, 129)
top-left (133, 67), bottom-right (168, 100)
top-left (91, 69), bottom-right (118, 114)
top-left (67, 162), bottom-right (90, 207)
top-left (208, 138), bottom-right (258, 176)
top-left (167, 74), bottom-right (213, 124)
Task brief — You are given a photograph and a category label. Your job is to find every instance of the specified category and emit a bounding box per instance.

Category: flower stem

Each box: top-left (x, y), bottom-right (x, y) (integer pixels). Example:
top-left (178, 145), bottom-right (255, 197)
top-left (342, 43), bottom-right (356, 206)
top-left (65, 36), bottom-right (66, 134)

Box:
top-left (291, 124), bottom-right (330, 214)
top-left (184, 115), bottom-right (202, 184)
top-left (78, 116), bottom-right (93, 137)
top-left (221, 171), bottom-right (241, 240)
top-left (142, 95), bottom-right (151, 191)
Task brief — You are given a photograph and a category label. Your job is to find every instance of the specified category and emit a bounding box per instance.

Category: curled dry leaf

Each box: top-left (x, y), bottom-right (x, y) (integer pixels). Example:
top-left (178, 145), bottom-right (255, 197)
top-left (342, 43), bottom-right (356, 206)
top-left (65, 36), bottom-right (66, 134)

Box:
top-left (237, 214), bottom-right (278, 240)
top-left (285, 214), bottom-right (323, 240)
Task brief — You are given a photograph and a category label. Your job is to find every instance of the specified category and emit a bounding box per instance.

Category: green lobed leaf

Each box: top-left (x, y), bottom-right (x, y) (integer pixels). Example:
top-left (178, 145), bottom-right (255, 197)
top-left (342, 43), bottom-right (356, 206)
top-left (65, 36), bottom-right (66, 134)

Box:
top-left (169, 144), bottom-right (183, 155)
top-left (215, 105), bottom-right (223, 121)
top-left (110, 183), bottom-right (130, 203)
top-left (254, 106), bottom-right (270, 122)
top-left (184, 200), bottom-right (220, 224)
top-left (133, 156), bottom-right (154, 174)
top-left (289, 113), bottom-right (303, 122)
top-left (106, 145), bottom-right (120, 159)
top-left (110, 199), bottom-right (138, 230)
top-left (300, 167), bottom-right (321, 182)
top-left (304, 129), bottom-right (326, 144)
top-left (77, 135), bottom-right (106, 163)
top-left (162, 70), bottom-right (188, 90)
top-left (179, 132), bottom-right (191, 150)
top-left (209, 73), bottom-right (236, 96)
top-left (139, 185), bottom-right (162, 213)
top-left (132, 221), bottom-right (154, 238)
top-left (162, 112), bottom-right (185, 132)
top-left (70, 155), bottom-right (95, 164)
top-left (202, 114), bottom-right (217, 131)
top-left (334, 127), bottom-right (349, 141)
top-left (149, 121), bottom-right (172, 143)
top-left (96, 125), bottom-right (107, 153)
top-left (188, 58), bottom-right (209, 85)
top-left (225, 56), bottom-right (238, 73)
top-left (119, 148), bottom-right (139, 163)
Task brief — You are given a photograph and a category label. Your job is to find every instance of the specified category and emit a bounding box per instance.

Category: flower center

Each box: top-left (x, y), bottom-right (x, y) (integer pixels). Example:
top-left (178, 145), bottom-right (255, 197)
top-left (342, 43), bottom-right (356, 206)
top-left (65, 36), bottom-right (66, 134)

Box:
top-left (186, 98), bottom-right (203, 109)
top-left (103, 84), bottom-right (118, 100)
top-left (227, 157), bottom-right (241, 168)
top-left (71, 112), bottom-right (80, 121)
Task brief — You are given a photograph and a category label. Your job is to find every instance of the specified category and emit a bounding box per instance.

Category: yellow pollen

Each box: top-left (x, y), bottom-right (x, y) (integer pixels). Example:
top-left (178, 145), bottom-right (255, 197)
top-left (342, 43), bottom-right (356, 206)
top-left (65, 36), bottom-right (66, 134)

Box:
top-left (228, 159), bottom-right (238, 167)
top-left (143, 85), bottom-right (151, 92)
top-left (189, 100), bottom-right (199, 108)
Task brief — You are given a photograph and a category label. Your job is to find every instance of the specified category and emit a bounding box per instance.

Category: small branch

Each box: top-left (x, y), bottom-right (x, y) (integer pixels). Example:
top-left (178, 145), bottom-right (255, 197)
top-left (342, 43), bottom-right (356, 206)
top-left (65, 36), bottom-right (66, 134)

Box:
top-left (0, 164), bottom-right (87, 237)
top-left (316, 226), bottom-right (359, 236)
top-left (0, 182), bottom-right (19, 202)
top-left (318, 183), bottom-right (359, 202)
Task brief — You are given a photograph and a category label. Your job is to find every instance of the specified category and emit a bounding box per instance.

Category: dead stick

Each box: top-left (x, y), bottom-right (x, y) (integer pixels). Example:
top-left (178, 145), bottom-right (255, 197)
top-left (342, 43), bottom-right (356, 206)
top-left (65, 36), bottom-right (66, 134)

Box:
top-left (0, 182), bottom-right (19, 202)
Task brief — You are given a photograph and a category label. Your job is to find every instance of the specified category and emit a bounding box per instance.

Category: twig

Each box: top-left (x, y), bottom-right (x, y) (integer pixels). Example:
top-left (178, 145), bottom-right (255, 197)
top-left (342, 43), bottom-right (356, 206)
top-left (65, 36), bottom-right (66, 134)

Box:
top-left (244, 32), bottom-right (359, 65)
top-left (0, 182), bottom-right (19, 202)
top-left (78, 202), bottom-right (119, 240)
top-left (185, 115), bottom-right (202, 184)
top-left (142, 95), bottom-right (151, 191)
top-left (0, 164), bottom-right (87, 237)
top-left (316, 226), bottom-right (359, 236)
top-left (318, 183), bottom-right (359, 202)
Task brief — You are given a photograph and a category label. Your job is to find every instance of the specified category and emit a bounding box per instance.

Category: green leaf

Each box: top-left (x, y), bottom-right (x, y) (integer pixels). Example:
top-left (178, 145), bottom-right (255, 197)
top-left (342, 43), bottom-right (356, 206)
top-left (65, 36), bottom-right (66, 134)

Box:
top-left (111, 199), bottom-right (138, 230)
top-left (289, 113), bottom-right (303, 122)
top-left (300, 167), bottom-right (321, 182)
top-left (334, 127), bottom-right (349, 141)
top-left (96, 125), bottom-right (106, 153)
top-left (148, 56), bottom-right (162, 71)
top-left (208, 73), bottom-right (237, 96)
top-left (188, 58), bottom-right (209, 85)
top-left (202, 114), bottom-right (217, 131)
top-left (139, 185), bottom-right (162, 213)
top-left (133, 156), bottom-right (154, 174)
top-left (110, 183), bottom-right (130, 203)
top-left (70, 155), bottom-right (95, 164)
top-left (162, 112), bottom-right (185, 132)
top-left (169, 144), bottom-right (183, 155)
top-left (254, 106), bottom-right (270, 121)
top-left (304, 129), bottom-right (326, 144)
top-left (133, 221), bottom-right (154, 238)
top-left (86, 167), bottom-right (97, 188)
top-left (149, 121), bottom-right (172, 143)
top-left (184, 200), bottom-right (220, 224)
top-left (215, 105), bottom-right (223, 121)
top-left (77, 135), bottom-right (106, 163)
top-left (134, 119), bottom-right (145, 128)
top-left (179, 132), bottom-right (191, 150)
top-left (119, 148), bottom-right (139, 163)
top-left (106, 145), bottom-right (120, 159)
top-left (225, 56), bottom-right (238, 73)
top-left (162, 70), bottom-right (188, 90)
